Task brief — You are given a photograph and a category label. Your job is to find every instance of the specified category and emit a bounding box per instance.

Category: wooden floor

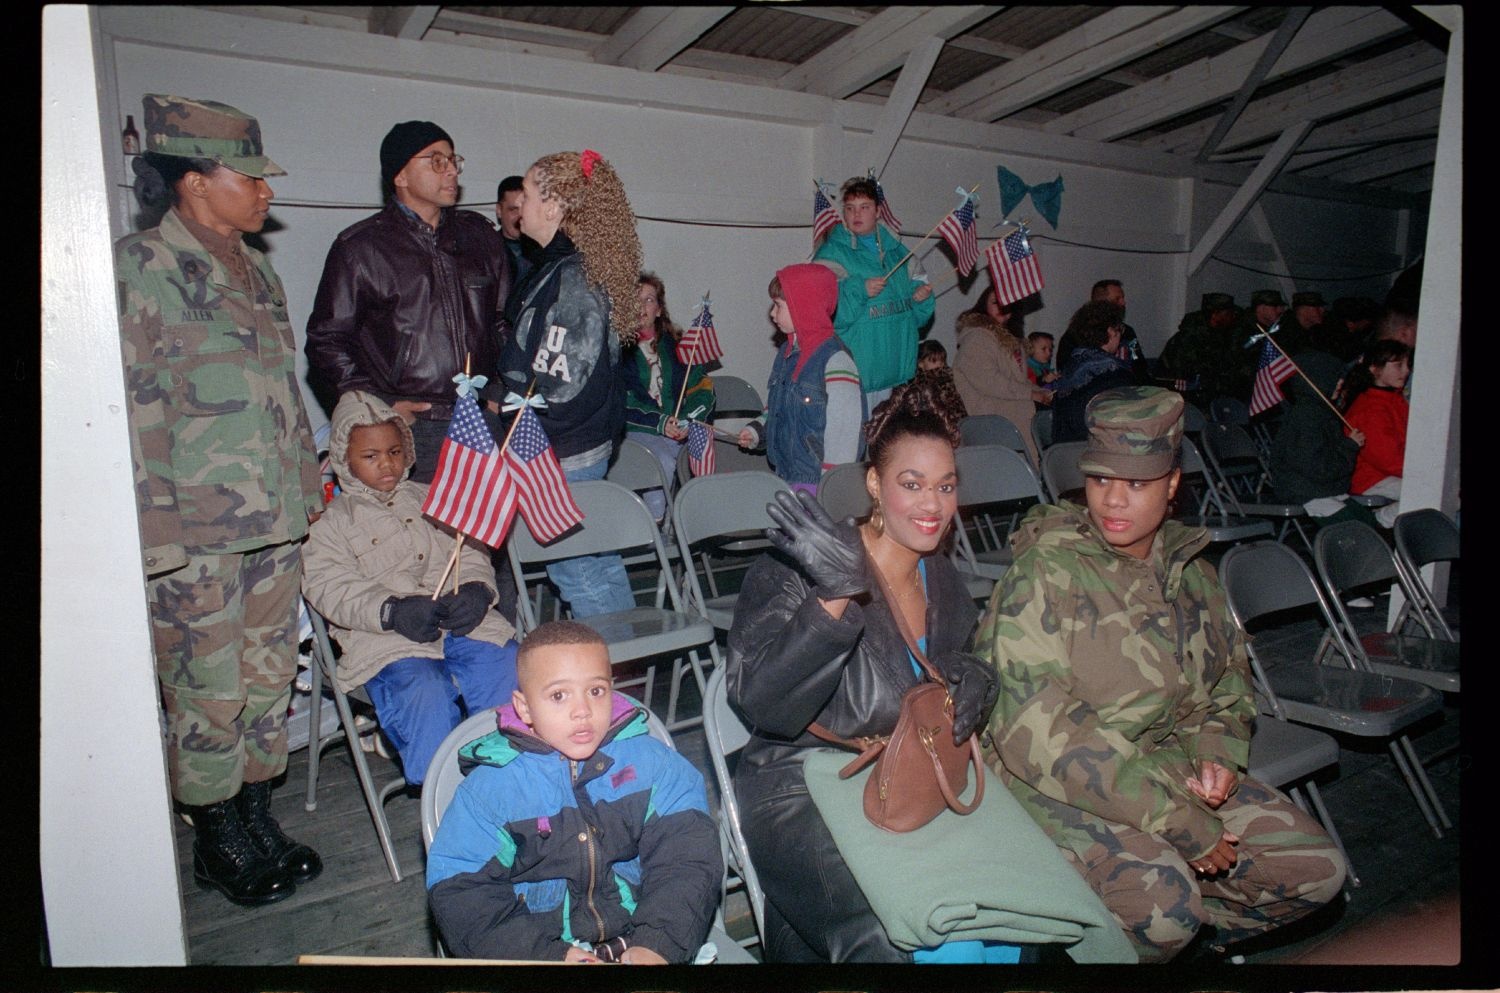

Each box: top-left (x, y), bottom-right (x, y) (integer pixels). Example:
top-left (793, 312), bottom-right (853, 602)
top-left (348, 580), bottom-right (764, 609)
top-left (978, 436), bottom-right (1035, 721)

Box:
top-left (173, 569), bottom-right (1466, 976)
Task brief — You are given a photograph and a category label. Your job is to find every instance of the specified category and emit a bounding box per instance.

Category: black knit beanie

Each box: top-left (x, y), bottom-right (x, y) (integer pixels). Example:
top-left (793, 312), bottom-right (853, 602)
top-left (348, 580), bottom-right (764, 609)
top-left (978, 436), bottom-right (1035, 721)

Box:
top-left (380, 120), bottom-right (454, 190)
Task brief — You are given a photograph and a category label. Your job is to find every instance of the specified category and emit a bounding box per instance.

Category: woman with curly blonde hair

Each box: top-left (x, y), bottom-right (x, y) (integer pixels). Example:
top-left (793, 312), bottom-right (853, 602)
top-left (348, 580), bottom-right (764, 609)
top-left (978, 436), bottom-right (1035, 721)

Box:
top-left (497, 149), bottom-right (644, 617)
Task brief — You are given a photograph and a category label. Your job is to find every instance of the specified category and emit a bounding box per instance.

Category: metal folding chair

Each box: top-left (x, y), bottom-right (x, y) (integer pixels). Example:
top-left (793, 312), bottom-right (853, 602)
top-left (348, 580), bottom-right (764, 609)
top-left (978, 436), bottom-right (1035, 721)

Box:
top-left (702, 667), bottom-right (767, 949)
top-left (1220, 540), bottom-right (1449, 838)
top-left (815, 461), bottom-right (873, 524)
top-left (1040, 440), bottom-right (1087, 504)
top-left (949, 444), bottom-right (1044, 588)
top-left (959, 413), bottom-right (1029, 457)
top-left (1199, 421), bottom-right (1312, 549)
top-left (707, 374), bottom-right (764, 419)
top-left (507, 480), bottom-right (718, 730)
top-left (1029, 407), bottom-right (1053, 462)
top-left (302, 603), bottom-right (406, 882)
top-left (1312, 520), bottom-right (1459, 694)
top-left (1393, 509), bottom-right (1459, 642)
top-left (1176, 436), bottom-right (1275, 545)
top-left (672, 470), bottom-right (792, 631)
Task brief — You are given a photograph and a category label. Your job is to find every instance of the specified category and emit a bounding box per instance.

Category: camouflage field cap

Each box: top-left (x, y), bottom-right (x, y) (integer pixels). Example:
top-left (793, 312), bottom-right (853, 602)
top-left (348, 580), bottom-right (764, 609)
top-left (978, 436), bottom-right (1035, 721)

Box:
top-left (1077, 386), bottom-right (1184, 480)
top-left (1201, 292), bottom-right (1235, 313)
top-left (1250, 289), bottom-right (1287, 308)
top-left (1292, 290), bottom-right (1327, 308)
top-left (142, 94), bottom-right (285, 178)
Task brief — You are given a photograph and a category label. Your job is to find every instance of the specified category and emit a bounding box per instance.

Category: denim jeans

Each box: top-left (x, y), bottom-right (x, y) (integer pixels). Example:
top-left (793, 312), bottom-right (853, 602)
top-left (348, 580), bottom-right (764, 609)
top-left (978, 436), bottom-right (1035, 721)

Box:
top-left (363, 634), bottom-right (519, 785)
top-left (546, 456), bottom-right (637, 618)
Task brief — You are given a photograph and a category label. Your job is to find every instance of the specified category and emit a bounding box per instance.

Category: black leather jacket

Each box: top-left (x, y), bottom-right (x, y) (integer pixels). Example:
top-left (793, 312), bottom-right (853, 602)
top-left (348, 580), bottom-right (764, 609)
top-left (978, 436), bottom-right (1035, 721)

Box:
top-left (727, 550), bottom-right (980, 792)
top-left (725, 549), bottom-right (983, 961)
top-left (306, 202), bottom-right (512, 414)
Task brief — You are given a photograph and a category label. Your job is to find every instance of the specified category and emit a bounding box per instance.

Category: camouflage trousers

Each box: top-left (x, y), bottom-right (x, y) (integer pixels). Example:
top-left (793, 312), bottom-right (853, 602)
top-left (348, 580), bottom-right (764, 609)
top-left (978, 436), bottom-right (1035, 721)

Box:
top-left (1046, 777), bottom-right (1346, 962)
top-left (148, 541), bottom-right (303, 806)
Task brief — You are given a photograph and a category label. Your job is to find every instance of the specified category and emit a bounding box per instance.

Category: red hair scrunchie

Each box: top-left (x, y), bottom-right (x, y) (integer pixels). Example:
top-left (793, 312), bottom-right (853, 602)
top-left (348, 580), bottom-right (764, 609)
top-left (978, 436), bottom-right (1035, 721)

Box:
top-left (580, 149), bottom-right (602, 182)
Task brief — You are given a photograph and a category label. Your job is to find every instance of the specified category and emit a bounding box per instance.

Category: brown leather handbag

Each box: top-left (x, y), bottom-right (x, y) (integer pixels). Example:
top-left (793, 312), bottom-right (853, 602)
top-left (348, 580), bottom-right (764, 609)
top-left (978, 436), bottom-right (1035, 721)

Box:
top-left (810, 563), bottom-right (984, 833)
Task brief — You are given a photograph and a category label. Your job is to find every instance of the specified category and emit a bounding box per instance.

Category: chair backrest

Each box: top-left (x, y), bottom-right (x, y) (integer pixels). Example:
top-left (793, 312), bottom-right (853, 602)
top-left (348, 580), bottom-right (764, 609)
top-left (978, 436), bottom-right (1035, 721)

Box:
top-left (709, 375), bottom-right (764, 417)
top-left (507, 479), bottom-right (662, 564)
top-left (1183, 402), bottom-right (1208, 436)
top-left (817, 461), bottom-right (873, 522)
top-left (607, 437), bottom-right (671, 495)
top-left (672, 470), bottom-right (792, 548)
top-left (1199, 422), bottom-right (1271, 505)
top-left (1394, 509), bottom-right (1459, 570)
top-left (954, 444), bottom-right (1043, 509)
top-left (959, 414), bottom-right (1027, 453)
top-left (422, 703), bottom-right (674, 850)
top-left (1040, 441), bottom-right (1088, 502)
top-left (1030, 407), bottom-right (1053, 454)
top-left (1209, 395), bottom-right (1251, 426)
top-left (1314, 519), bottom-right (1398, 594)
top-left (676, 436), bottom-right (772, 486)
top-left (701, 667), bottom-right (765, 940)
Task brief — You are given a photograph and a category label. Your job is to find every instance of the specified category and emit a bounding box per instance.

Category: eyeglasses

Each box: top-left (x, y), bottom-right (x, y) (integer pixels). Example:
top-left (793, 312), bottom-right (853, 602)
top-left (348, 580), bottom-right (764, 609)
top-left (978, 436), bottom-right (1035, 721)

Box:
top-left (411, 152), bottom-right (465, 175)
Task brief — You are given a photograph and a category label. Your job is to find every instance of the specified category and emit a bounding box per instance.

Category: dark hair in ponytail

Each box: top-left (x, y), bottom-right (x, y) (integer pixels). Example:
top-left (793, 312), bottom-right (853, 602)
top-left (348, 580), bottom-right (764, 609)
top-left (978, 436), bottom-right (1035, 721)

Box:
top-left (131, 152), bottom-right (220, 210)
top-left (864, 369), bottom-right (966, 472)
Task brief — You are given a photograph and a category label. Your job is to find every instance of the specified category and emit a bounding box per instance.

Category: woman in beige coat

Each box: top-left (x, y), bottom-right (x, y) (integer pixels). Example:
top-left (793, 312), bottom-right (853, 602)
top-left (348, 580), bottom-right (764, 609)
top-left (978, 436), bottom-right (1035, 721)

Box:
top-left (952, 287), bottom-right (1051, 463)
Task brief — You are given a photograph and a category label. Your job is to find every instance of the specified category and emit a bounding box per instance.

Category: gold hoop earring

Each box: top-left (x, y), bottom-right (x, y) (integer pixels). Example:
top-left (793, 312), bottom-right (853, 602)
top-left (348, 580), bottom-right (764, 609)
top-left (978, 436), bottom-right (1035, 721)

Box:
top-left (869, 496), bottom-right (884, 536)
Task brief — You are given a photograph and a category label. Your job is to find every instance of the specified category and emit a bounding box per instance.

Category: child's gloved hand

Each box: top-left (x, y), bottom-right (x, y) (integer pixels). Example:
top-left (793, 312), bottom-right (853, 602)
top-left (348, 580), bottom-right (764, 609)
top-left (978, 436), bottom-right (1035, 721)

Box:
top-left (440, 582), bottom-right (492, 637)
top-left (380, 595), bottom-right (446, 643)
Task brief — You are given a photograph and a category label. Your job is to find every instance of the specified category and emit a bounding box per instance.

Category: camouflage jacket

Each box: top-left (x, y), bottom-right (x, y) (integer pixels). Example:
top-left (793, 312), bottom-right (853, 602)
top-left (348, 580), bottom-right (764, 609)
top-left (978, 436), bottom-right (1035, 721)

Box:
top-left (116, 210), bottom-right (322, 576)
top-left (1159, 312), bottom-right (1256, 404)
top-left (974, 502), bottom-right (1253, 861)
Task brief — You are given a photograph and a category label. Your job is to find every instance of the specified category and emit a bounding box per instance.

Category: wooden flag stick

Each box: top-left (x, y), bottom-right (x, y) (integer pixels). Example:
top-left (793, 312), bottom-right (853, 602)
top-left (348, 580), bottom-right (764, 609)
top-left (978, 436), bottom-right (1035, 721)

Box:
top-left (880, 184), bottom-right (981, 281)
top-left (671, 295), bottom-right (710, 421)
top-left (1257, 326), bottom-right (1354, 430)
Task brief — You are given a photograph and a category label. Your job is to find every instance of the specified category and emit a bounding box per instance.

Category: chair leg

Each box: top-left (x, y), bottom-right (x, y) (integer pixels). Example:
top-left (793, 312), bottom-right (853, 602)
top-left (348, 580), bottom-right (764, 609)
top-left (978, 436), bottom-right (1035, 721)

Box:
top-left (1387, 738), bottom-right (1443, 839)
top-left (332, 687), bottom-right (404, 882)
top-left (1299, 781), bottom-right (1360, 888)
top-left (1399, 734), bottom-right (1452, 830)
top-left (305, 655), bottom-right (324, 812)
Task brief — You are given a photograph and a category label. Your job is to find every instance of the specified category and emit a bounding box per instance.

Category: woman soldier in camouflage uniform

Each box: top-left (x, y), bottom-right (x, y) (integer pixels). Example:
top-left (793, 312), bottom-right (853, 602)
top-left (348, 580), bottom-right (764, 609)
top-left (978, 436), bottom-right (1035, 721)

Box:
top-left (974, 386), bottom-right (1346, 962)
top-left (116, 95), bottom-right (324, 906)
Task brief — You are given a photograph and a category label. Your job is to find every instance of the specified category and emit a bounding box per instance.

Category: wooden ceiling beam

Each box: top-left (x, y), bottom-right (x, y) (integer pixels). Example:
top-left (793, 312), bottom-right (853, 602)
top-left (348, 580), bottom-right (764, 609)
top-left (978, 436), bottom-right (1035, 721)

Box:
top-left (1043, 6), bottom-right (1408, 141)
top-left (592, 6), bottom-right (735, 72)
top-left (369, 6), bottom-right (439, 41)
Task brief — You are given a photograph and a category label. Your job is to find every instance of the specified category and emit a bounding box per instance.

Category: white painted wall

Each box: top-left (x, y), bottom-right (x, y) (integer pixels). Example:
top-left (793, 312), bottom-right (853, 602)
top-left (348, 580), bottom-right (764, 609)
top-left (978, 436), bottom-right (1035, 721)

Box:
top-left (99, 6), bottom-right (1193, 430)
top-left (41, 5), bottom-right (186, 966)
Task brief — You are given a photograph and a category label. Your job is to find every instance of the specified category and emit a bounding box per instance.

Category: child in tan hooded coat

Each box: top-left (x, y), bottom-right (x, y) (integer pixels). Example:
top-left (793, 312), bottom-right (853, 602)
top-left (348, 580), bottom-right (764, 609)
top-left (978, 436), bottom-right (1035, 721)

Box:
top-left (302, 390), bottom-right (519, 785)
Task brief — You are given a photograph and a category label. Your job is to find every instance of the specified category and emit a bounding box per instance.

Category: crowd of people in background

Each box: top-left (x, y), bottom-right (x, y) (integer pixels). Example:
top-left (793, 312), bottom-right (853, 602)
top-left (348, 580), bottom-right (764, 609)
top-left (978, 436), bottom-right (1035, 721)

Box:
top-left (115, 91), bottom-right (1425, 966)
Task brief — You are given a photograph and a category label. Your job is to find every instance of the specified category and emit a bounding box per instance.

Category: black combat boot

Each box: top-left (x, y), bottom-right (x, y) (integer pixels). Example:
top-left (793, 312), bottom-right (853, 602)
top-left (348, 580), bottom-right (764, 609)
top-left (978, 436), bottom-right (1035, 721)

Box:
top-left (238, 779), bottom-right (323, 884)
top-left (189, 796), bottom-right (296, 906)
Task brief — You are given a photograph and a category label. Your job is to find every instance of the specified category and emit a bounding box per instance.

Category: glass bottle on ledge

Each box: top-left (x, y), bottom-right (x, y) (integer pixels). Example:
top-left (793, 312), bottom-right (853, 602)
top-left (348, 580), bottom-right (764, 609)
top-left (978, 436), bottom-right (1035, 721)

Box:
top-left (122, 114), bottom-right (140, 155)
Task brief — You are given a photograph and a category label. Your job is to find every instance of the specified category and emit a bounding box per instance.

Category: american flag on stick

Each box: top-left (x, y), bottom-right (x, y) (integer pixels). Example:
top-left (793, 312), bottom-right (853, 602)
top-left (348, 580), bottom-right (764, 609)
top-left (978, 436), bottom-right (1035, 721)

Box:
top-left (984, 227), bottom-right (1044, 306)
top-left (686, 421), bottom-right (716, 477)
top-left (1248, 338), bottom-right (1296, 416)
top-left (935, 193), bottom-right (979, 277)
top-left (502, 406), bottom-right (585, 543)
top-left (812, 181), bottom-right (841, 246)
top-left (422, 390), bottom-right (519, 547)
top-left (677, 297), bottom-right (723, 368)
top-left (872, 172), bottom-right (900, 233)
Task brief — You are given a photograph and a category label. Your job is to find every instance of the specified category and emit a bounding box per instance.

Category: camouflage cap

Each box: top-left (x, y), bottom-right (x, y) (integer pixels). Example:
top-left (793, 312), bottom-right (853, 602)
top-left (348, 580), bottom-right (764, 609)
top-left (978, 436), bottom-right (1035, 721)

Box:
top-left (142, 94), bottom-right (285, 178)
top-left (1292, 290), bottom-right (1326, 308)
top-left (1201, 292), bottom-right (1235, 313)
top-left (1250, 289), bottom-right (1287, 308)
top-left (1077, 386), bottom-right (1183, 480)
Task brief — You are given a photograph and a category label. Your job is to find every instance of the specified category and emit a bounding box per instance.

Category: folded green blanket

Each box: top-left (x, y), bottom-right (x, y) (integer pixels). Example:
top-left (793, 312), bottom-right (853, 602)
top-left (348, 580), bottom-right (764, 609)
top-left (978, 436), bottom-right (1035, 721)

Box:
top-left (802, 749), bottom-right (1136, 963)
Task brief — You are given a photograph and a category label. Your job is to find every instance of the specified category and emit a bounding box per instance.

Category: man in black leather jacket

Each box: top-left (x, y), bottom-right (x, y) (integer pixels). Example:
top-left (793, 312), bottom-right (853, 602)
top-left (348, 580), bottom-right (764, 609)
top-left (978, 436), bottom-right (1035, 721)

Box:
top-left (307, 120), bottom-right (513, 482)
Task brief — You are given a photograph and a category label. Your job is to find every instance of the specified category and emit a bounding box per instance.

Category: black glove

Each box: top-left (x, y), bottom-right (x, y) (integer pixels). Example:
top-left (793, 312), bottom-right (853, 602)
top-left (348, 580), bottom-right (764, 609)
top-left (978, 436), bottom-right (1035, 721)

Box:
top-left (440, 582), bottom-right (493, 637)
top-left (380, 595), bottom-right (446, 643)
top-left (932, 649), bottom-right (999, 744)
top-left (763, 489), bottom-right (868, 599)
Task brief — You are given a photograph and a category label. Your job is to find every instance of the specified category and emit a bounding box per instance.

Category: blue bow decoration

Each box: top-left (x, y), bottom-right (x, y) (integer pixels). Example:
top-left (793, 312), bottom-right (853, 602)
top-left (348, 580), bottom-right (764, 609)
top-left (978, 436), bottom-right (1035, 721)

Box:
top-left (997, 166), bottom-right (1064, 229)
top-left (451, 372), bottom-right (488, 398)
top-left (501, 391), bottom-right (549, 412)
